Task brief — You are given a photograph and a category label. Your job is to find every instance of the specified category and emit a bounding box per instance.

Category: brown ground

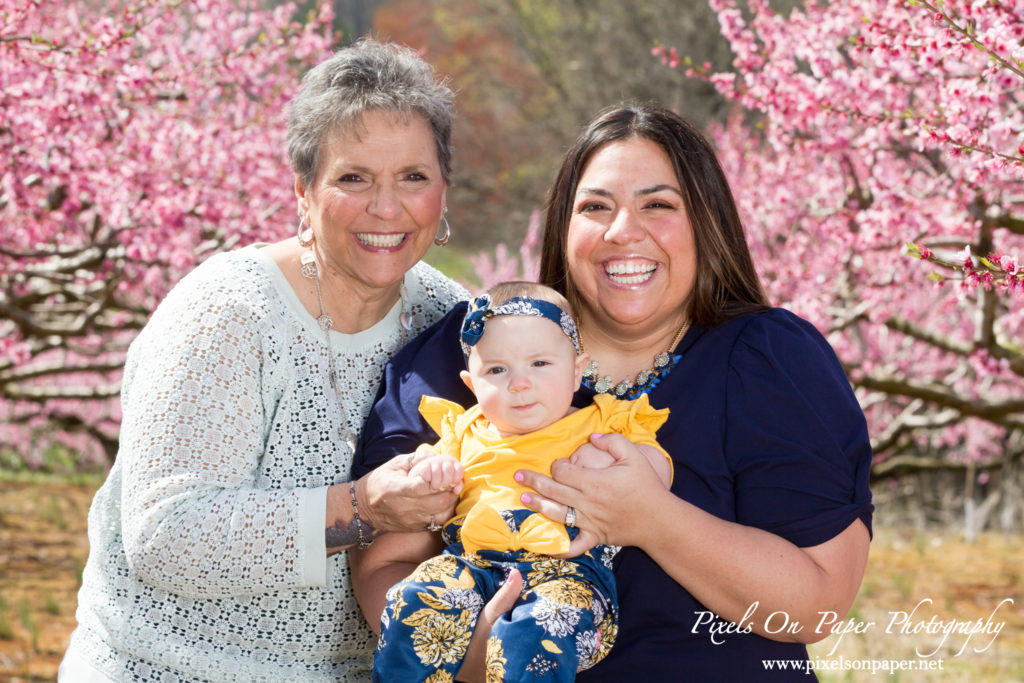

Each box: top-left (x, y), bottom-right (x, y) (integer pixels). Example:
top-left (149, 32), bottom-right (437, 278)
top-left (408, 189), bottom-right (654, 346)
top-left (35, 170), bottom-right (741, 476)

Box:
top-left (0, 479), bottom-right (1022, 681)
top-left (0, 479), bottom-right (94, 682)
top-left (807, 527), bottom-right (1024, 681)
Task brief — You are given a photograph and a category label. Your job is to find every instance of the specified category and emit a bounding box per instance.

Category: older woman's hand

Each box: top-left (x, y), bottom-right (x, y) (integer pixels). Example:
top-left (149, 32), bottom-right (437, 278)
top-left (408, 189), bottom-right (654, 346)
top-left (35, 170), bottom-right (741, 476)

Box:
top-left (357, 445), bottom-right (463, 533)
top-left (518, 433), bottom-right (668, 552)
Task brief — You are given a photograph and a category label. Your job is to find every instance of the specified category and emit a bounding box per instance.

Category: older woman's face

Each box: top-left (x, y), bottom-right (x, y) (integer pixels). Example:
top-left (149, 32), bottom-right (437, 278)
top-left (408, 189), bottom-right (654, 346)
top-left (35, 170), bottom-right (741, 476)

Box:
top-left (566, 137), bottom-right (697, 335)
top-left (297, 110), bottom-right (445, 294)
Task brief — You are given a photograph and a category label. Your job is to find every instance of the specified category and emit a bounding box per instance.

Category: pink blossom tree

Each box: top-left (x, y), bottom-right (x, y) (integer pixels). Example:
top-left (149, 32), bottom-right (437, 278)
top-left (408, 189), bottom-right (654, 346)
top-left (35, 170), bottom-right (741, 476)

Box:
top-left (657, 0), bottom-right (1023, 501)
top-left (0, 0), bottom-right (334, 465)
top-left (469, 207), bottom-right (542, 291)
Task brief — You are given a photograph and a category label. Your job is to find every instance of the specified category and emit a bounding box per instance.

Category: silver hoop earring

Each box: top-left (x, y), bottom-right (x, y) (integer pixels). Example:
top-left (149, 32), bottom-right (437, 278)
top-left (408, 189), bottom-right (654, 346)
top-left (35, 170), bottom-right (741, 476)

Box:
top-left (297, 213), bottom-right (314, 248)
top-left (434, 209), bottom-right (451, 247)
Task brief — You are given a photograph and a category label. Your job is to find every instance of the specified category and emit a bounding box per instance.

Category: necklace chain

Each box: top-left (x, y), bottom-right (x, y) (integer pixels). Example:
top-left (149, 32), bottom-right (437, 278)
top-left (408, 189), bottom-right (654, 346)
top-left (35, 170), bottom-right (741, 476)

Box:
top-left (580, 319), bottom-right (690, 398)
top-left (300, 249), bottom-right (410, 450)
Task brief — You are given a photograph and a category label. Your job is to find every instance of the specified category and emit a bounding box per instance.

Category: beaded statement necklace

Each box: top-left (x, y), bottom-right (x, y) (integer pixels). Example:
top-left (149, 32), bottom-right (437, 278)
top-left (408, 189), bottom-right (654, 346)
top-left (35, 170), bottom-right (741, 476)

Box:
top-left (300, 249), bottom-right (410, 451)
top-left (580, 319), bottom-right (690, 399)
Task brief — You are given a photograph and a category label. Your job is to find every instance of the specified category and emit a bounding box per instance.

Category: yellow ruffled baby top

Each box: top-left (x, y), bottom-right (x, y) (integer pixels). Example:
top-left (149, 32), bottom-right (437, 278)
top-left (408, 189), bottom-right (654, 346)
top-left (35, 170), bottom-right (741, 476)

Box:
top-left (418, 393), bottom-right (671, 555)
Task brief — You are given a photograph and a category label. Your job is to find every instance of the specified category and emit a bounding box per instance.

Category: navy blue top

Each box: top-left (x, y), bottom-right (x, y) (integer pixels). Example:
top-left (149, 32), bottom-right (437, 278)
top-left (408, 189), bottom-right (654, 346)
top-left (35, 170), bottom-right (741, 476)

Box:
top-left (354, 302), bottom-right (873, 681)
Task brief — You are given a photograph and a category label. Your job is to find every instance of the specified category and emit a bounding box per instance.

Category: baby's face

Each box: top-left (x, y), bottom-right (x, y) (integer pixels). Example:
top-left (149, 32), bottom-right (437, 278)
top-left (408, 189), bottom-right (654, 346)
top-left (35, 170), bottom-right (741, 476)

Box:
top-left (461, 315), bottom-right (586, 436)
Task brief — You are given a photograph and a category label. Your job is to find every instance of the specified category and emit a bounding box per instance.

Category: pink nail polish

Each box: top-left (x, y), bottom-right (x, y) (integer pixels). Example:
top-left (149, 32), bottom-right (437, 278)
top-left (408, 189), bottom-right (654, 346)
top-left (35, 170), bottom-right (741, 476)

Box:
top-left (514, 471), bottom-right (524, 483)
top-left (521, 493), bottom-right (531, 505)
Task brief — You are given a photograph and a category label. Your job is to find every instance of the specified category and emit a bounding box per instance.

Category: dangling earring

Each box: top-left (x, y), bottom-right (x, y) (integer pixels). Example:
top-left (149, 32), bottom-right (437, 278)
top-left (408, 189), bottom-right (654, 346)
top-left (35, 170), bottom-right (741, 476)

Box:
top-left (434, 208), bottom-right (451, 247)
top-left (297, 212), bottom-right (314, 248)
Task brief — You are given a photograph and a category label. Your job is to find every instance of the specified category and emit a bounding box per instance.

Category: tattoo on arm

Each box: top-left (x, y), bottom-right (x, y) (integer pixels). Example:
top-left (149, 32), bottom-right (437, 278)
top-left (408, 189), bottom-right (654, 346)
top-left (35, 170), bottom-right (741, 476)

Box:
top-left (325, 518), bottom-right (378, 554)
top-left (325, 518), bottom-right (362, 550)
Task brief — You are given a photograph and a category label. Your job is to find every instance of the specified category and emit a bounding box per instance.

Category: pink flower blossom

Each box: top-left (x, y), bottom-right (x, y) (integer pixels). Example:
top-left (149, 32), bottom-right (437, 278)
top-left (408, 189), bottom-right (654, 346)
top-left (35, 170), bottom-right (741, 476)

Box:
top-left (671, 0), bottom-right (1024, 462)
top-left (1, 0), bottom-right (334, 464)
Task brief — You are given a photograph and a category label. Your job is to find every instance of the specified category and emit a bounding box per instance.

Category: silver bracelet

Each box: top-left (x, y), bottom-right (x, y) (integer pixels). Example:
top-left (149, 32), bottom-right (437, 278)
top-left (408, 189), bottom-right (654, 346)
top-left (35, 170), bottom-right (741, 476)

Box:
top-left (349, 481), bottom-right (373, 549)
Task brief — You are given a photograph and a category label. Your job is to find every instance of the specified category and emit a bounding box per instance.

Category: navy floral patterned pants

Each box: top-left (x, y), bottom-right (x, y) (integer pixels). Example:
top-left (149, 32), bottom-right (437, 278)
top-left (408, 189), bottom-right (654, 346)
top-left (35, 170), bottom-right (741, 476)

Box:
top-left (372, 528), bottom-right (618, 683)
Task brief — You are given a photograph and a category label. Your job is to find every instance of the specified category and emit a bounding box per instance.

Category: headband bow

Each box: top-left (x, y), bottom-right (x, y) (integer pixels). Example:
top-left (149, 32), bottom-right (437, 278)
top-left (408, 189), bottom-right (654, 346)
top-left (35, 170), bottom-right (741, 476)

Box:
top-left (460, 294), bottom-right (581, 356)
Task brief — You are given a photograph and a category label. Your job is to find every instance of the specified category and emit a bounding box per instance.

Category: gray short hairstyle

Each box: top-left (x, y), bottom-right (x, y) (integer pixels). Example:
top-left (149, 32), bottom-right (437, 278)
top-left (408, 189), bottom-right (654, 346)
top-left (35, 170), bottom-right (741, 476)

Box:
top-left (287, 38), bottom-right (455, 188)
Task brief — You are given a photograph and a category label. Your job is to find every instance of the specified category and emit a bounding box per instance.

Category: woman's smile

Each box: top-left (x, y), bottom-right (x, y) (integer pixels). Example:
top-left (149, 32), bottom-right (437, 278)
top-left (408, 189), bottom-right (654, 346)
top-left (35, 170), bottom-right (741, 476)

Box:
top-left (299, 110), bottom-right (446, 298)
top-left (567, 136), bottom-right (697, 332)
top-left (603, 258), bottom-right (659, 286)
top-left (355, 232), bottom-right (409, 250)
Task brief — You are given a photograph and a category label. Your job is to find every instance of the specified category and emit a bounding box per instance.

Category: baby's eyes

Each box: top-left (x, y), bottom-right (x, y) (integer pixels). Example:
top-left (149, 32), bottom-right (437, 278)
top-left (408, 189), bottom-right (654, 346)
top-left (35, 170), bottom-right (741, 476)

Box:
top-left (483, 361), bottom-right (549, 374)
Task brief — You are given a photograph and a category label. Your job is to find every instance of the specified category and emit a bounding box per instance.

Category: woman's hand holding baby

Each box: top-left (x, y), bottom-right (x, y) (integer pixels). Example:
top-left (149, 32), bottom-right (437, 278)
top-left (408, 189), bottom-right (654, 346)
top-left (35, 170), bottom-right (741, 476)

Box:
top-left (519, 432), bottom-right (672, 553)
top-left (355, 447), bottom-right (463, 534)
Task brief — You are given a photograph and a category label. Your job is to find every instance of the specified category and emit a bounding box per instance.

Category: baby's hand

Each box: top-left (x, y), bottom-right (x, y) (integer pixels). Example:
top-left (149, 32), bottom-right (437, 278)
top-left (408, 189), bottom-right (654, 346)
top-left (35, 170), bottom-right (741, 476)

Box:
top-left (569, 441), bottom-right (616, 469)
top-left (408, 451), bottom-right (464, 493)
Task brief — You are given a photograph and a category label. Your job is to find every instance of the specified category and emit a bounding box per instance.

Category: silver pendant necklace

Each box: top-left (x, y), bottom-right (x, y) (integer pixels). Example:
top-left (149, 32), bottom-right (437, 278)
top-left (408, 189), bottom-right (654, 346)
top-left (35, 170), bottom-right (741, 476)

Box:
top-left (580, 319), bottom-right (690, 398)
top-left (300, 249), bottom-right (411, 452)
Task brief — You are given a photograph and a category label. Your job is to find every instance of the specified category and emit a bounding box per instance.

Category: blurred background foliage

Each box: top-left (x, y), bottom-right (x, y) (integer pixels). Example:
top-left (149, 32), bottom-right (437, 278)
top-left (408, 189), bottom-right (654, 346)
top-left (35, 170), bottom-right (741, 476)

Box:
top-left (2, 3), bottom-right (1023, 678)
top-left (352, 0), bottom-right (777, 250)
top-left (4, 0), bottom-right (1020, 537)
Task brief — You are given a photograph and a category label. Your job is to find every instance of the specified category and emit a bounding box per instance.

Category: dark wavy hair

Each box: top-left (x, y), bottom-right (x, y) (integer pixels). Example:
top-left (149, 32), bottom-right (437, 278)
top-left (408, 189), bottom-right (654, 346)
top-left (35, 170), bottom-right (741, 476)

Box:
top-left (539, 102), bottom-right (769, 328)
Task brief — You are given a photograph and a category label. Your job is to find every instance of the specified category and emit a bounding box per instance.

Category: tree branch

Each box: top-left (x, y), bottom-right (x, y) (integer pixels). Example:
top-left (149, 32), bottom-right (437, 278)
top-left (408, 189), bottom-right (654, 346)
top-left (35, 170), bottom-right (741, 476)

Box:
top-left (883, 316), bottom-right (971, 356)
top-left (869, 399), bottom-right (960, 454)
top-left (6, 409), bottom-right (120, 462)
top-left (872, 445), bottom-right (1023, 481)
top-left (915, 0), bottom-right (1024, 81)
top-left (3, 383), bottom-right (122, 401)
top-left (852, 371), bottom-right (1024, 421)
top-left (0, 359), bottom-right (126, 384)
top-left (883, 315), bottom-right (1024, 379)
top-left (1002, 214), bottom-right (1024, 235)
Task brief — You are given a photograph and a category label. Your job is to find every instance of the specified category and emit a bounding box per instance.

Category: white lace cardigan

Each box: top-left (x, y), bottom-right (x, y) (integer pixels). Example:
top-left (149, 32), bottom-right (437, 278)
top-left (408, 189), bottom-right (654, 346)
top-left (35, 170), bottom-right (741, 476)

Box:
top-left (62, 244), bottom-right (469, 682)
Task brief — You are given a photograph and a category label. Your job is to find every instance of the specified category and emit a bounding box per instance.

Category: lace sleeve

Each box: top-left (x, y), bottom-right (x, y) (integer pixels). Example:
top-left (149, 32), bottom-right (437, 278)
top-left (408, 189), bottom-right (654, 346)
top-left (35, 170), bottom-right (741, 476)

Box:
top-left (119, 265), bottom-right (322, 598)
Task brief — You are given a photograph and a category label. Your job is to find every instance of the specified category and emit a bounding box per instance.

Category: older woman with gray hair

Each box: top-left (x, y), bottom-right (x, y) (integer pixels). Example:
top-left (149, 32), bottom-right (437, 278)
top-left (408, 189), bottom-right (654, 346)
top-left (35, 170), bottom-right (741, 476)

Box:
top-left (59, 39), bottom-right (468, 682)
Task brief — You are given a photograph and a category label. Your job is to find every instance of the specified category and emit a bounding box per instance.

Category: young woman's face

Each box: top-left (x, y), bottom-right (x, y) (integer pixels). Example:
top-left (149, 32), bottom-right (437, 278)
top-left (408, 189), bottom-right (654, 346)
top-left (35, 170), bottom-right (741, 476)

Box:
top-left (296, 110), bottom-right (445, 296)
top-left (566, 137), bottom-right (697, 336)
top-left (461, 315), bottom-right (587, 437)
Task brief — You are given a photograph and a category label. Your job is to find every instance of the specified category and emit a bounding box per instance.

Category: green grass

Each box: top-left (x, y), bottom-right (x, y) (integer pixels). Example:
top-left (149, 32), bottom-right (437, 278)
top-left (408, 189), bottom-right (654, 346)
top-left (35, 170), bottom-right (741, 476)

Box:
top-left (891, 571), bottom-right (914, 600)
top-left (43, 495), bottom-right (67, 531)
top-left (0, 596), bottom-right (14, 640)
top-left (423, 244), bottom-right (481, 290)
top-left (73, 558), bottom-right (85, 588)
top-left (42, 591), bottom-right (61, 616)
top-left (17, 599), bottom-right (37, 650)
top-left (0, 444), bottom-right (108, 483)
top-left (0, 464), bottom-right (106, 486)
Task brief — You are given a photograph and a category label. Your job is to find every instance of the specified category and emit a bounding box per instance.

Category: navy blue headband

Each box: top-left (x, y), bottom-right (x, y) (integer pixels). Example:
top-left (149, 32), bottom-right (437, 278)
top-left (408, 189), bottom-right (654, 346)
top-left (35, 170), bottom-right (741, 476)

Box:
top-left (460, 294), bottom-right (581, 356)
